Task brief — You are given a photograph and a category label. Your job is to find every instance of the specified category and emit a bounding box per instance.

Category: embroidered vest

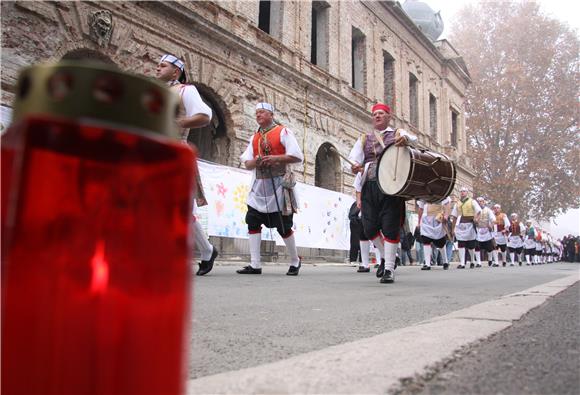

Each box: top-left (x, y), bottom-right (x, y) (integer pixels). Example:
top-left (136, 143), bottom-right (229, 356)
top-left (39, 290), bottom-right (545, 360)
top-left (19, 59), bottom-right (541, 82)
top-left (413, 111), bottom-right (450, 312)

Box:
top-left (459, 198), bottom-right (475, 218)
top-left (252, 124), bottom-right (287, 178)
top-left (362, 130), bottom-right (396, 180)
top-left (495, 212), bottom-right (506, 231)
top-left (478, 207), bottom-right (492, 228)
top-left (509, 221), bottom-right (521, 235)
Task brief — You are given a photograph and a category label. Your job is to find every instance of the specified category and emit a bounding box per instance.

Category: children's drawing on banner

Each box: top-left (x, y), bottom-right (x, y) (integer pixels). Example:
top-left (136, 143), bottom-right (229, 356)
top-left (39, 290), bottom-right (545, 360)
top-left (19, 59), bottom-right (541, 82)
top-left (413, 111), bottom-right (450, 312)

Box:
top-left (196, 160), bottom-right (353, 250)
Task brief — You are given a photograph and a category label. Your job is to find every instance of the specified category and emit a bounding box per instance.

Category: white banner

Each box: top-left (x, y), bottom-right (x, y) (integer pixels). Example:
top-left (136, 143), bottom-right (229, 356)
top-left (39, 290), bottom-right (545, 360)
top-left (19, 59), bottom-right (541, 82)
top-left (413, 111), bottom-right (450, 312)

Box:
top-left (197, 160), bottom-right (354, 250)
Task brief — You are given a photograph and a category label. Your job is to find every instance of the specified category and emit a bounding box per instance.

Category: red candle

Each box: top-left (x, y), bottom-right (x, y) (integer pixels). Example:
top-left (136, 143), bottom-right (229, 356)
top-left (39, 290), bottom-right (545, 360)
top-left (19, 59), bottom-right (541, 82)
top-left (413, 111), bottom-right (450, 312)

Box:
top-left (2, 62), bottom-right (195, 395)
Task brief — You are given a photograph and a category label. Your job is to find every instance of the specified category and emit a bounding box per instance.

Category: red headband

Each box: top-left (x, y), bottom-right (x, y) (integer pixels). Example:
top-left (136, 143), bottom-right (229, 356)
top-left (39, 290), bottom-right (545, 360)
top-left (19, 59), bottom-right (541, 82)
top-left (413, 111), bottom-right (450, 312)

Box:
top-left (371, 103), bottom-right (391, 114)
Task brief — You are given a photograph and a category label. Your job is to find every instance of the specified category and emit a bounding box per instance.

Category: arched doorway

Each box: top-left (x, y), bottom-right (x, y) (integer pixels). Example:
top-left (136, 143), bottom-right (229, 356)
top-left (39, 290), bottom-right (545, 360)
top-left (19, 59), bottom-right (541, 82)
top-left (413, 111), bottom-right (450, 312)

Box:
top-left (315, 142), bottom-right (341, 192)
top-left (186, 85), bottom-right (231, 166)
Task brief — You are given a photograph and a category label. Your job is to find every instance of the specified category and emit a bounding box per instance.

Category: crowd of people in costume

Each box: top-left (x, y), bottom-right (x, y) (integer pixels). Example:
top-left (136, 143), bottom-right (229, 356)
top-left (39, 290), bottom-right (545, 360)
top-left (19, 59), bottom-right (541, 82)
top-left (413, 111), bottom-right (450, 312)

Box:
top-left (157, 52), bottom-right (576, 285)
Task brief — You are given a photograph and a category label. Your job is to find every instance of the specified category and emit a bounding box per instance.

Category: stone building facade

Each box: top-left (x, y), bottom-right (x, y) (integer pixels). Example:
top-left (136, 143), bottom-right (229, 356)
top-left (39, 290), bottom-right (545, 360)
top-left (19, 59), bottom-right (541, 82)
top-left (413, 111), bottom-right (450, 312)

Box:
top-left (1, 1), bottom-right (475, 258)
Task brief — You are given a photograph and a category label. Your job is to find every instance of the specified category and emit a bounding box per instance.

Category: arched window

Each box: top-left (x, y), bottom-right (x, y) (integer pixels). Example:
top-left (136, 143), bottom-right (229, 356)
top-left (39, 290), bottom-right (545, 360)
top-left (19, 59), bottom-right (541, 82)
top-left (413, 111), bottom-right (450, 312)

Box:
top-left (187, 85), bottom-right (231, 166)
top-left (315, 142), bottom-right (341, 192)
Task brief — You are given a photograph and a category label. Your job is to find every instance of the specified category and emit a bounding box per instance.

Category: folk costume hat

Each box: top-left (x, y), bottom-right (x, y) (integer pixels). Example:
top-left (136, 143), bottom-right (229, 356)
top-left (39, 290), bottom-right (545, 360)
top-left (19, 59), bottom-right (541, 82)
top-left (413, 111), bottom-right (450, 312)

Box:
top-left (256, 102), bottom-right (274, 113)
top-left (160, 54), bottom-right (187, 83)
top-left (371, 102), bottom-right (391, 114)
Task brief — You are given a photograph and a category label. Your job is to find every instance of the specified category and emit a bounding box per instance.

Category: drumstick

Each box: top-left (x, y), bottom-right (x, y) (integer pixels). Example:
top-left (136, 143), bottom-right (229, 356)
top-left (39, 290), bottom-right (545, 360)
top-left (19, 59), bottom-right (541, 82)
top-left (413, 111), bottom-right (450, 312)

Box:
top-left (393, 129), bottom-right (401, 181)
top-left (393, 146), bottom-right (399, 181)
top-left (328, 147), bottom-right (356, 166)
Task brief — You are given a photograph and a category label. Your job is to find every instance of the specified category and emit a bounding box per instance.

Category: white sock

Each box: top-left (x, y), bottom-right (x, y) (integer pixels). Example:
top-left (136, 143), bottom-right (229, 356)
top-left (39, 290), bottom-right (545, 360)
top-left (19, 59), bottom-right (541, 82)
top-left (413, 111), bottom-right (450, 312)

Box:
top-left (475, 250), bottom-right (481, 265)
top-left (492, 250), bottom-right (499, 265)
top-left (249, 233), bottom-right (262, 269)
top-left (371, 236), bottom-right (385, 258)
top-left (375, 245), bottom-right (382, 262)
top-left (510, 252), bottom-right (515, 263)
top-left (360, 240), bottom-right (370, 268)
top-left (424, 244), bottom-right (432, 267)
top-left (283, 233), bottom-right (300, 266)
top-left (459, 248), bottom-right (466, 266)
top-left (383, 241), bottom-right (398, 272)
top-left (468, 249), bottom-right (476, 264)
top-left (192, 218), bottom-right (213, 261)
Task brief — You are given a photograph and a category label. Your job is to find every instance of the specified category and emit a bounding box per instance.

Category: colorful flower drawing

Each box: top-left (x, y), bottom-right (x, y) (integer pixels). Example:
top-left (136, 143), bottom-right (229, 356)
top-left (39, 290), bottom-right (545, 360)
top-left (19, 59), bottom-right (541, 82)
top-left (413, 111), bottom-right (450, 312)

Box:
top-left (216, 182), bottom-right (228, 198)
top-left (233, 184), bottom-right (250, 214)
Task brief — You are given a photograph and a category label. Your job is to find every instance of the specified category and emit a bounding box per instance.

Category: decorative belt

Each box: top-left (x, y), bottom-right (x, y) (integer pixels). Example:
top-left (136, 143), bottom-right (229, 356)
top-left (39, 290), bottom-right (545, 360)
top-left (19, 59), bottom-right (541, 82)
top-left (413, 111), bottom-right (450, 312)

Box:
top-left (256, 164), bottom-right (286, 179)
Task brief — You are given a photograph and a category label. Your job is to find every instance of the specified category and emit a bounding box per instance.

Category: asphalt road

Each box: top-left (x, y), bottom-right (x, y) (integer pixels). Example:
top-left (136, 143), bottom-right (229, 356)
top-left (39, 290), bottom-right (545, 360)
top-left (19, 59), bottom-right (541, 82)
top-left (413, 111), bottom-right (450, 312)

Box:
top-left (187, 262), bottom-right (578, 381)
top-left (395, 282), bottom-right (580, 395)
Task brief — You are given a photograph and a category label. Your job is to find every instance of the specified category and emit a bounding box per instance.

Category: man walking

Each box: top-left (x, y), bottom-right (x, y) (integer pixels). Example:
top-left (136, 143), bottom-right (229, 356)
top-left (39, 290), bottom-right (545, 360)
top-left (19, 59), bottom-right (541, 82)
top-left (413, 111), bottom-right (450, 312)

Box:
top-left (156, 53), bottom-right (219, 276)
top-left (348, 102), bottom-right (416, 283)
top-left (237, 103), bottom-right (303, 275)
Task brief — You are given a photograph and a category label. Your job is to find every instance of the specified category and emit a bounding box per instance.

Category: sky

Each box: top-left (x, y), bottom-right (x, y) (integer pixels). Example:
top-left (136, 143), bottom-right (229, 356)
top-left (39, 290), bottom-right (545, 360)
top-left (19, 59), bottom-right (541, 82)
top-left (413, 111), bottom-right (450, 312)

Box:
top-left (418, 0), bottom-right (579, 238)
top-left (423, 0), bottom-right (580, 39)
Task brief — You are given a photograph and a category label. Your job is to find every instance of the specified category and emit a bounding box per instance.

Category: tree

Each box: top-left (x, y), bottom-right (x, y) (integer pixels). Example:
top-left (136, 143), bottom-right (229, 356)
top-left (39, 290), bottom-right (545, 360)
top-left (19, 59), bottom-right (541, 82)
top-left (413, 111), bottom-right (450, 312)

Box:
top-left (449, 1), bottom-right (579, 221)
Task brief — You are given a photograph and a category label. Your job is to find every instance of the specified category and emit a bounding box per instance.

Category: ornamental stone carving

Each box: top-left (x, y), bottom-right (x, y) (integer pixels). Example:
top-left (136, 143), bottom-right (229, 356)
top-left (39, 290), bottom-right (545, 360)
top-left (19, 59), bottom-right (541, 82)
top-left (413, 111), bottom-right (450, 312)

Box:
top-left (89, 10), bottom-right (113, 47)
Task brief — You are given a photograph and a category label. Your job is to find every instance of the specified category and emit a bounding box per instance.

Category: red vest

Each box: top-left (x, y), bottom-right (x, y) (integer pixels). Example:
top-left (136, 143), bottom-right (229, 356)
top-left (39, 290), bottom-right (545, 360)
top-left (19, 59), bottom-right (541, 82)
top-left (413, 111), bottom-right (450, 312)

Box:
top-left (252, 125), bottom-right (286, 158)
top-left (510, 221), bottom-right (521, 235)
top-left (495, 213), bottom-right (506, 232)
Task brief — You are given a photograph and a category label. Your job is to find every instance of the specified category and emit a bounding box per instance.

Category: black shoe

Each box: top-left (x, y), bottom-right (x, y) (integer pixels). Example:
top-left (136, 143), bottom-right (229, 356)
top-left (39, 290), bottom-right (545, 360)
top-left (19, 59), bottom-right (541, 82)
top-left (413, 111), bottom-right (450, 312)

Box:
top-left (236, 265), bottom-right (262, 274)
top-left (376, 259), bottom-right (385, 278)
top-left (502, 262), bottom-right (506, 267)
top-left (519, 262), bottom-right (522, 266)
top-left (395, 256), bottom-right (400, 270)
top-left (457, 264), bottom-right (466, 269)
top-left (197, 247), bottom-right (218, 276)
top-left (286, 260), bottom-right (301, 276)
top-left (443, 263), bottom-right (449, 270)
top-left (421, 265), bottom-right (431, 270)
top-left (488, 261), bottom-right (492, 267)
top-left (470, 262), bottom-right (475, 269)
top-left (380, 269), bottom-right (394, 283)
top-left (357, 266), bottom-right (370, 273)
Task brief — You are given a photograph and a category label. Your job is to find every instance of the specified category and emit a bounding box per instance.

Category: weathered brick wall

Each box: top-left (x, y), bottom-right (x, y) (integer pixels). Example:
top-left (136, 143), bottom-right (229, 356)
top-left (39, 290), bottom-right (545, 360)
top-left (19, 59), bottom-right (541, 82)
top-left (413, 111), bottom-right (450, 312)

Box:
top-left (1, 0), bottom-right (473, 193)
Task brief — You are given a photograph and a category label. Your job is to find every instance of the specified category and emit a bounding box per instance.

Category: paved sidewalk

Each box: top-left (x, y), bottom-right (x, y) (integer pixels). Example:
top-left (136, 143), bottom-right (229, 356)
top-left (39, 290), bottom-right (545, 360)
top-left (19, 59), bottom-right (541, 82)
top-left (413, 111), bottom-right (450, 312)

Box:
top-left (395, 282), bottom-right (580, 395)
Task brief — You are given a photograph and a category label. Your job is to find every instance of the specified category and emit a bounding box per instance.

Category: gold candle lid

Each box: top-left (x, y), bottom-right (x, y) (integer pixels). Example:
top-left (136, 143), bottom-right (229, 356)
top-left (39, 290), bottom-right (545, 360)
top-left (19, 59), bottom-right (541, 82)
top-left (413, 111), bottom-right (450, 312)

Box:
top-left (12, 61), bottom-right (179, 138)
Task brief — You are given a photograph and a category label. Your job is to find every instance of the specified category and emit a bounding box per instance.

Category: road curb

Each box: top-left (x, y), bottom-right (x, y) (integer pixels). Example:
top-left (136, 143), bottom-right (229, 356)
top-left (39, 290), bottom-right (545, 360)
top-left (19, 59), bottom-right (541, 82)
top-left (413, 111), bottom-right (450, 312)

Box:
top-left (186, 272), bottom-right (579, 394)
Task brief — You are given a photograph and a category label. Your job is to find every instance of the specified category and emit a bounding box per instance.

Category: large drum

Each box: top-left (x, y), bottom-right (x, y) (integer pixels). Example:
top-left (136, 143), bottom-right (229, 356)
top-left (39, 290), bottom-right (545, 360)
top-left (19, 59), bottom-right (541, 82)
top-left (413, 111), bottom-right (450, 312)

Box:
top-left (376, 144), bottom-right (456, 203)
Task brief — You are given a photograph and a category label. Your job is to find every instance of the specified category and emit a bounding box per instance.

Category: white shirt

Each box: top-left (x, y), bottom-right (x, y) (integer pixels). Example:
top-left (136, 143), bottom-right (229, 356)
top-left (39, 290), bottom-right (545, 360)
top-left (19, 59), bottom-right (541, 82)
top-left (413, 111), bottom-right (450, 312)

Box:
top-left (173, 83), bottom-right (213, 142)
top-left (240, 127), bottom-right (303, 213)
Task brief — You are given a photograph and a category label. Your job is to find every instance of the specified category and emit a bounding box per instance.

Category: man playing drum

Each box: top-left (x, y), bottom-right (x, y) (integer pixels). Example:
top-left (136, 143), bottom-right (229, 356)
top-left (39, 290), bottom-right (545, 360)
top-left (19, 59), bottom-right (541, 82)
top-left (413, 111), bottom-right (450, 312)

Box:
top-left (451, 187), bottom-right (481, 269)
top-left (348, 103), bottom-right (416, 284)
top-left (417, 197), bottom-right (451, 270)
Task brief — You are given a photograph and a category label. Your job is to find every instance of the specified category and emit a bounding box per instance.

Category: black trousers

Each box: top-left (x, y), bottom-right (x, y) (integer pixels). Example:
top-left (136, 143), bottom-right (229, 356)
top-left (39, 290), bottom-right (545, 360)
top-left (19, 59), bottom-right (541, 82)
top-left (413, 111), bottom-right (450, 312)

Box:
top-left (361, 180), bottom-right (405, 242)
top-left (349, 219), bottom-right (362, 262)
top-left (245, 205), bottom-right (293, 238)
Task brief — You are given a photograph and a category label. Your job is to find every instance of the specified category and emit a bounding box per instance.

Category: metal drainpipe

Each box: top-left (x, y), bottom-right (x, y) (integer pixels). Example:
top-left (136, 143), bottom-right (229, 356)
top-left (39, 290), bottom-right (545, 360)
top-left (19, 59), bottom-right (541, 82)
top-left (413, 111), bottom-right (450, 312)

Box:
top-left (303, 86), bottom-right (308, 180)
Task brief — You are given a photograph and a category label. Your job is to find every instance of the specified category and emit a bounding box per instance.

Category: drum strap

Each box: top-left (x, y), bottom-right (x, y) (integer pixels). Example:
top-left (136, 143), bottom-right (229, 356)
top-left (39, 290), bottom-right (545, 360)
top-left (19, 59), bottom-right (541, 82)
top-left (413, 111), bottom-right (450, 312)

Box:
top-left (373, 131), bottom-right (385, 149)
